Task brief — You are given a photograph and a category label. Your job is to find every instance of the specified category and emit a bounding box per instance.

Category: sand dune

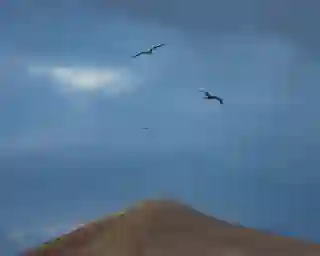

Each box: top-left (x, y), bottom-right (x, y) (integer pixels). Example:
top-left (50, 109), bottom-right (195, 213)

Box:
top-left (22, 199), bottom-right (320, 256)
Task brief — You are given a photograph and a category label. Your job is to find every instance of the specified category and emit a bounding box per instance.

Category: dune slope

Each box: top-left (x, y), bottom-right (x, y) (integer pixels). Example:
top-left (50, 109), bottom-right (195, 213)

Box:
top-left (22, 199), bottom-right (320, 256)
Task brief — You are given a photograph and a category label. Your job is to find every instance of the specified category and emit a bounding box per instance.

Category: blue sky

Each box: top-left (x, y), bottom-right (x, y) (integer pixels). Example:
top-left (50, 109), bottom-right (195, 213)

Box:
top-left (1, 0), bottom-right (320, 254)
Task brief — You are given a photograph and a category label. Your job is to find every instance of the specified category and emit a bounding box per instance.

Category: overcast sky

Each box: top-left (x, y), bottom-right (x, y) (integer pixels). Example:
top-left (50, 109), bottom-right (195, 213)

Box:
top-left (1, 1), bottom-right (320, 254)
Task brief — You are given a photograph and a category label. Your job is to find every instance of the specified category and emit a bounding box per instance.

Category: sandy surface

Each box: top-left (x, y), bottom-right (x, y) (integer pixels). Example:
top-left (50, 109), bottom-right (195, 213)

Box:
top-left (21, 199), bottom-right (320, 256)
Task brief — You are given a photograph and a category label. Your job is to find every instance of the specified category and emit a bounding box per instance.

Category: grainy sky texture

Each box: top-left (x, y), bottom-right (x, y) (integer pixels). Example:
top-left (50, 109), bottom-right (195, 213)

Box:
top-left (0, 1), bottom-right (320, 254)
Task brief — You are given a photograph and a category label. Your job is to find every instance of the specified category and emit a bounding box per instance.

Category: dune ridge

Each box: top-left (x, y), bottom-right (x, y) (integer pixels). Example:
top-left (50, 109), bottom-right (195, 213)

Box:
top-left (22, 199), bottom-right (320, 256)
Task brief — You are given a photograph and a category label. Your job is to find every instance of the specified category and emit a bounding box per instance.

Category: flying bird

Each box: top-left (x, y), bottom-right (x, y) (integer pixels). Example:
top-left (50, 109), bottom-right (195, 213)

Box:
top-left (199, 88), bottom-right (223, 104)
top-left (131, 44), bottom-right (166, 58)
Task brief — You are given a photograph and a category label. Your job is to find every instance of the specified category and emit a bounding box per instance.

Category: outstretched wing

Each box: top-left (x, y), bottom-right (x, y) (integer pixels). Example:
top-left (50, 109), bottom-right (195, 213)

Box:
top-left (213, 96), bottom-right (223, 104)
top-left (132, 51), bottom-right (146, 58)
top-left (151, 43), bottom-right (166, 50)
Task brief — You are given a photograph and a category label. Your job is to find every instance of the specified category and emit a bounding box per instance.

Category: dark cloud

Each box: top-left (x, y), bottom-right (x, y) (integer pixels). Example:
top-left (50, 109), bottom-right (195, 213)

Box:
top-left (6, 1), bottom-right (320, 55)
top-left (98, 0), bottom-right (320, 57)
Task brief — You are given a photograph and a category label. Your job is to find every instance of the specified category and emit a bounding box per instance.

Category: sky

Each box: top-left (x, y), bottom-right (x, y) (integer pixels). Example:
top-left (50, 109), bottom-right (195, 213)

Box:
top-left (1, 0), bottom-right (320, 254)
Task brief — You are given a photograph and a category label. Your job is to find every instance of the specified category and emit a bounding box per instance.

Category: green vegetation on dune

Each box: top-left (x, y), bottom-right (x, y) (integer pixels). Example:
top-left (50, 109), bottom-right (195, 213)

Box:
top-left (110, 210), bottom-right (126, 217)
top-left (34, 236), bottom-right (64, 253)
top-left (31, 210), bottom-right (127, 253)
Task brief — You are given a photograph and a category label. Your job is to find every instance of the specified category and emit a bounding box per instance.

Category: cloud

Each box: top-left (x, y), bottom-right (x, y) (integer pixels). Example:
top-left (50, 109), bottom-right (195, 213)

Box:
top-left (109, 0), bottom-right (320, 57)
top-left (27, 65), bottom-right (140, 95)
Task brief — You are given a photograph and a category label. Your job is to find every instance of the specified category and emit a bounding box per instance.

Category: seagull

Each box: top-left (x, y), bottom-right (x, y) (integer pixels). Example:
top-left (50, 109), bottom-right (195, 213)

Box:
top-left (199, 88), bottom-right (223, 104)
top-left (131, 44), bottom-right (166, 58)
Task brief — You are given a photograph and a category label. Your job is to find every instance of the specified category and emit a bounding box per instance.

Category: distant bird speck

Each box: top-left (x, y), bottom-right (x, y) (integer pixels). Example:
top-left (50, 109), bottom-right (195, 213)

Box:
top-left (132, 44), bottom-right (166, 58)
top-left (199, 88), bottom-right (223, 104)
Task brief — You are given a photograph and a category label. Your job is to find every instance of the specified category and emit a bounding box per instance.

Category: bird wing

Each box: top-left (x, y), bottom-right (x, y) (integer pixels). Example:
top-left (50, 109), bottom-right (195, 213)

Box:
top-left (151, 43), bottom-right (166, 50)
top-left (213, 96), bottom-right (223, 101)
top-left (213, 96), bottom-right (223, 104)
top-left (132, 51), bottom-right (146, 58)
